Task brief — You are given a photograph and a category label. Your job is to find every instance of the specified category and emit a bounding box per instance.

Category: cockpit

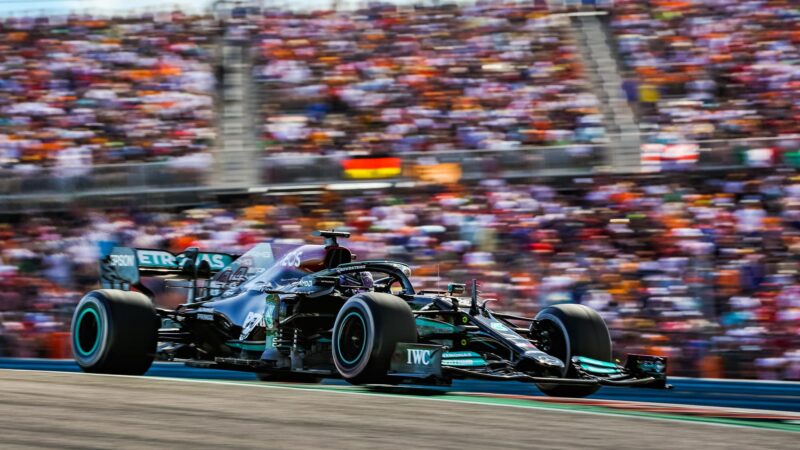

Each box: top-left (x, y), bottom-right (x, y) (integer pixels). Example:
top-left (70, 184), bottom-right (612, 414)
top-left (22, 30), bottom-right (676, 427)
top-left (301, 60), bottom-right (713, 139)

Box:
top-left (210, 231), bottom-right (355, 296)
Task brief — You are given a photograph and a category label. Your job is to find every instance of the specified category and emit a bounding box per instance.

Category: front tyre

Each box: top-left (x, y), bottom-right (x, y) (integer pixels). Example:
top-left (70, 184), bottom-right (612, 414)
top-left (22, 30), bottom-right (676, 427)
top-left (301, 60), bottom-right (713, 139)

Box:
top-left (71, 289), bottom-right (159, 375)
top-left (532, 304), bottom-right (611, 398)
top-left (332, 292), bottom-right (416, 384)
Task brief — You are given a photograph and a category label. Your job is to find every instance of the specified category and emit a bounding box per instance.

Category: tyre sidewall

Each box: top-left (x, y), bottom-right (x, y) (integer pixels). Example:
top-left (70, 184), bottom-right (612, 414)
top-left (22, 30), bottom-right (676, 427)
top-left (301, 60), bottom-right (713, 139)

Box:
top-left (534, 304), bottom-right (612, 373)
top-left (332, 292), bottom-right (416, 383)
top-left (71, 293), bottom-right (112, 370)
top-left (70, 289), bottom-right (157, 375)
top-left (533, 310), bottom-right (572, 377)
top-left (533, 304), bottom-right (611, 397)
top-left (332, 297), bottom-right (375, 379)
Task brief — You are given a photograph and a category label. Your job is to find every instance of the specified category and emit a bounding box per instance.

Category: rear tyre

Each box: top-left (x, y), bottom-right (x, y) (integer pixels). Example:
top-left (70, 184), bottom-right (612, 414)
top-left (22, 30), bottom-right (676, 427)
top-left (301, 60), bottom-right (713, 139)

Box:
top-left (71, 289), bottom-right (159, 375)
top-left (332, 292), bottom-right (416, 384)
top-left (532, 304), bottom-right (611, 398)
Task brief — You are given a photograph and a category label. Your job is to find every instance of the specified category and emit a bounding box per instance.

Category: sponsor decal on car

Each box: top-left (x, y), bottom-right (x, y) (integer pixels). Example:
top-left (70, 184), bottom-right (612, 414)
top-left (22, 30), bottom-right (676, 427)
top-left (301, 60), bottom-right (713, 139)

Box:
top-left (490, 322), bottom-right (511, 332)
top-left (108, 254), bottom-right (135, 267)
top-left (279, 249), bottom-right (303, 267)
top-left (390, 343), bottom-right (443, 377)
top-left (638, 359), bottom-right (666, 373)
top-left (199, 253), bottom-right (232, 270)
top-left (263, 296), bottom-right (277, 330)
top-left (136, 250), bottom-right (179, 268)
top-left (296, 278), bottom-right (314, 287)
top-left (442, 351), bottom-right (481, 359)
top-left (334, 265), bottom-right (365, 273)
top-left (441, 358), bottom-right (487, 367)
top-left (135, 249), bottom-right (232, 270)
top-left (407, 348), bottom-right (433, 365)
top-left (228, 267), bottom-right (249, 285)
top-left (442, 350), bottom-right (488, 367)
top-left (239, 311), bottom-right (265, 340)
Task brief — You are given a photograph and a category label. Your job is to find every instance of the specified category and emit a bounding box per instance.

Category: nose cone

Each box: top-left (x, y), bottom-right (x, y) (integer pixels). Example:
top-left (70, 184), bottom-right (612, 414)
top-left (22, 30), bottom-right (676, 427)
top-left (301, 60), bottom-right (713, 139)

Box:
top-left (523, 350), bottom-right (565, 370)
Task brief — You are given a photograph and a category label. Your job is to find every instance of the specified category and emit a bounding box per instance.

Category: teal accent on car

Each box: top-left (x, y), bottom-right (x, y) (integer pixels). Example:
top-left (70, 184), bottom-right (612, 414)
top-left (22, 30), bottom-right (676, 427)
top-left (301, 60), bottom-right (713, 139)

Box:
top-left (578, 364), bottom-right (621, 375)
top-left (573, 356), bottom-right (623, 375)
top-left (74, 305), bottom-right (102, 356)
top-left (442, 351), bottom-right (482, 359)
top-left (135, 249), bottom-right (235, 271)
top-left (441, 357), bottom-right (487, 367)
top-left (415, 317), bottom-right (459, 337)
top-left (227, 341), bottom-right (268, 352)
top-left (574, 356), bottom-right (618, 369)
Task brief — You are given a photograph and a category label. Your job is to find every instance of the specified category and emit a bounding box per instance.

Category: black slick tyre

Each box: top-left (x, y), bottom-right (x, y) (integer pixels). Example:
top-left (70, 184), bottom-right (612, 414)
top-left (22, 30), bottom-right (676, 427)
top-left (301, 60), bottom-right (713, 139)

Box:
top-left (332, 292), bottom-right (416, 384)
top-left (71, 289), bottom-right (159, 375)
top-left (533, 303), bottom-right (611, 398)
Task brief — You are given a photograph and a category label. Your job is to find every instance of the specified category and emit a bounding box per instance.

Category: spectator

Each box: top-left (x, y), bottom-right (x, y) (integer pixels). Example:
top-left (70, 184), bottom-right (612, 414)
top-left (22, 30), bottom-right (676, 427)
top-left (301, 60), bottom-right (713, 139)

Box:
top-left (252, 3), bottom-right (605, 156)
top-left (2, 170), bottom-right (800, 378)
top-left (0, 12), bottom-right (218, 169)
top-left (611, 0), bottom-right (800, 141)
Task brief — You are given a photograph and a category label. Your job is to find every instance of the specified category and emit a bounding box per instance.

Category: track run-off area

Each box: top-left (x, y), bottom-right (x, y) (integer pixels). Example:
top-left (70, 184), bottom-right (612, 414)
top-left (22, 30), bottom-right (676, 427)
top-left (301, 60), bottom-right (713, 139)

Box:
top-left (1, 359), bottom-right (799, 448)
top-left (3, 358), bottom-right (800, 412)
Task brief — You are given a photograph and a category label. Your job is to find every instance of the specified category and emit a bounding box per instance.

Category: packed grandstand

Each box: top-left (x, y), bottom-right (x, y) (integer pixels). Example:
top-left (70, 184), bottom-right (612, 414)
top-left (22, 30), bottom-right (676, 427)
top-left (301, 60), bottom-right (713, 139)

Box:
top-left (253, 3), bottom-right (605, 154)
top-left (0, 12), bottom-right (217, 167)
top-left (0, 1), bottom-right (799, 381)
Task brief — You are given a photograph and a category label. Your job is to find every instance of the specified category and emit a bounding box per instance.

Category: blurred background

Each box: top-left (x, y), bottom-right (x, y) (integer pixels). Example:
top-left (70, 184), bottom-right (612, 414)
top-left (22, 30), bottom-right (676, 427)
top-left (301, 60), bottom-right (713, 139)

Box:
top-left (0, 0), bottom-right (799, 381)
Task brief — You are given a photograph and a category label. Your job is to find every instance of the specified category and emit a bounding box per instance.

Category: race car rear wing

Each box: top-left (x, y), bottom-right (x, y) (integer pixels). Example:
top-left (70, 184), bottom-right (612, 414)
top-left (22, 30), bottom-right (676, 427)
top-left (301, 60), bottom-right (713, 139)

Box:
top-left (100, 246), bottom-right (238, 289)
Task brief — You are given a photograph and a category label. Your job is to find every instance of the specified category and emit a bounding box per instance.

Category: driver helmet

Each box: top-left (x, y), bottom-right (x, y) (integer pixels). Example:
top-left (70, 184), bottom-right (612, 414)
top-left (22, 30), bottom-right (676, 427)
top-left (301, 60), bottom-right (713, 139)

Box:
top-left (359, 271), bottom-right (374, 289)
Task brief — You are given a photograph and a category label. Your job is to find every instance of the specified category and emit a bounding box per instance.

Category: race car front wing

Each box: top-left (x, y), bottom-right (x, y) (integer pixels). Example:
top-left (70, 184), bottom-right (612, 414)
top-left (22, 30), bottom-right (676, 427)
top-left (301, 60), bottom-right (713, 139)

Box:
top-left (389, 343), bottom-right (670, 389)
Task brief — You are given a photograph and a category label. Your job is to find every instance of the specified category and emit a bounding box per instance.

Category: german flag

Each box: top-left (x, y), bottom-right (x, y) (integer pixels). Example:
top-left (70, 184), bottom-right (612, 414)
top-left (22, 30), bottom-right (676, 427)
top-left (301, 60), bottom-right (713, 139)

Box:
top-left (341, 157), bottom-right (402, 179)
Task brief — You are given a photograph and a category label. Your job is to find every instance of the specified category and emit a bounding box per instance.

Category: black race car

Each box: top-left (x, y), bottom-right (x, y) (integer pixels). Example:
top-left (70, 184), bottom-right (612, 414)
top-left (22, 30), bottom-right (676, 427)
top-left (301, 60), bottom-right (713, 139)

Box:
top-left (71, 230), bottom-right (668, 397)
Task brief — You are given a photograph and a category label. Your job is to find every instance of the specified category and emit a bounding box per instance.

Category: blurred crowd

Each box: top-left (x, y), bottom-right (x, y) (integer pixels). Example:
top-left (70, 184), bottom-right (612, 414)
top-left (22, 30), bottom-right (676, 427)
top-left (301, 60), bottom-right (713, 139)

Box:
top-left (0, 12), bottom-right (217, 171)
top-left (0, 1), bottom-right (797, 168)
top-left (2, 2), bottom-right (800, 381)
top-left (252, 3), bottom-right (605, 155)
top-left (2, 171), bottom-right (800, 379)
top-left (612, 0), bottom-right (800, 141)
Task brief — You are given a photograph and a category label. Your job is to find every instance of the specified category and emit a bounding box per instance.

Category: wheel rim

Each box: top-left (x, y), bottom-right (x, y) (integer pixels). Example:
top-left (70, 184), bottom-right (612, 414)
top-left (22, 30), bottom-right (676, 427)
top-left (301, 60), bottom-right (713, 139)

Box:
top-left (74, 305), bottom-right (102, 357)
top-left (337, 311), bottom-right (367, 365)
top-left (536, 319), bottom-right (568, 366)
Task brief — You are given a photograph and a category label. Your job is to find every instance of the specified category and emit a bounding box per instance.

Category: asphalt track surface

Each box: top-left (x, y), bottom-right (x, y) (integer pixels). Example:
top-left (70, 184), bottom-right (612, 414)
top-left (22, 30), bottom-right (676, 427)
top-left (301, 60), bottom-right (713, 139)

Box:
top-left (2, 358), bottom-right (800, 412)
top-left (0, 370), bottom-right (798, 450)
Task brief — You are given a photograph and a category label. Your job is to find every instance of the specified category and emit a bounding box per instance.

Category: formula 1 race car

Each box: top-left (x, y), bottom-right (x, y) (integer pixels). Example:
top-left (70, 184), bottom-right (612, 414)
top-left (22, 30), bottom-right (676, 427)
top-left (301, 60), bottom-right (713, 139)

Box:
top-left (71, 230), bottom-right (669, 397)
